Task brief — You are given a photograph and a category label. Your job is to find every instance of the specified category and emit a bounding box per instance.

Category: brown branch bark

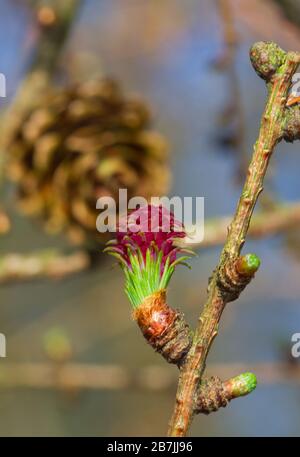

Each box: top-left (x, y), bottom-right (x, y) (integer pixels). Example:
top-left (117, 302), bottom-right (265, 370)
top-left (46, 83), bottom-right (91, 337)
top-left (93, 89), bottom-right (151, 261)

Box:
top-left (168, 44), bottom-right (300, 436)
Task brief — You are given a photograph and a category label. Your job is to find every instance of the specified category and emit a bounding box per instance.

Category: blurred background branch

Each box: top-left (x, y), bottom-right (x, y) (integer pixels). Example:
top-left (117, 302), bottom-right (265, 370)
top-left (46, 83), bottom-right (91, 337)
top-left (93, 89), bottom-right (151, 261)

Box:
top-left (0, 361), bottom-right (298, 391)
top-left (184, 202), bottom-right (300, 249)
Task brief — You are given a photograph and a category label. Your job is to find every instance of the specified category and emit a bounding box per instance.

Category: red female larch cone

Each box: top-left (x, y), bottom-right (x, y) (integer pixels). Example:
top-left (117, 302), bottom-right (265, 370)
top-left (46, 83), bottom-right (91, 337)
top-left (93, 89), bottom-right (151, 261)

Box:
top-left (133, 290), bottom-right (192, 365)
top-left (105, 204), bottom-right (194, 365)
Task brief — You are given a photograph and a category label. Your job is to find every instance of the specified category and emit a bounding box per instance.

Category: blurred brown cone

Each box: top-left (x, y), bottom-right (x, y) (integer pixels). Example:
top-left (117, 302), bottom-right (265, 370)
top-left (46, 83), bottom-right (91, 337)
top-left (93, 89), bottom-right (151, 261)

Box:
top-left (7, 78), bottom-right (170, 244)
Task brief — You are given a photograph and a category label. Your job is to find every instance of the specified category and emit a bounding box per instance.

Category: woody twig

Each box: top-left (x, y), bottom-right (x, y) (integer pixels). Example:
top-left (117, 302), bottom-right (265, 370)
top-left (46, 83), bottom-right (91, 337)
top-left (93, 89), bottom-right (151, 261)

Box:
top-left (168, 42), bottom-right (300, 436)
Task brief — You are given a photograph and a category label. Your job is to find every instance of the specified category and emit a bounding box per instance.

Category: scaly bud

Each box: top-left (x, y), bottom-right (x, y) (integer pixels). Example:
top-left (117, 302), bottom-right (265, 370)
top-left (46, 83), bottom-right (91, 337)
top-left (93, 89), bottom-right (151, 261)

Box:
top-left (235, 253), bottom-right (261, 276)
top-left (134, 290), bottom-right (192, 363)
top-left (217, 253), bottom-right (261, 302)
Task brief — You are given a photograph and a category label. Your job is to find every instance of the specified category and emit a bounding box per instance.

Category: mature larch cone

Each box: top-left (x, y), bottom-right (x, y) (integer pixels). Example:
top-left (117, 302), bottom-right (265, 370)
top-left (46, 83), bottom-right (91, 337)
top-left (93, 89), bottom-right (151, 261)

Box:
top-left (7, 78), bottom-right (170, 244)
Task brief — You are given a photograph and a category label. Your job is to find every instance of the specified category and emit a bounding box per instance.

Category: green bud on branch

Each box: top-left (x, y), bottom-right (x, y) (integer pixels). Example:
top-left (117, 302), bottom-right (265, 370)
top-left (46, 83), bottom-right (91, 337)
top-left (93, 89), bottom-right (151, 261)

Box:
top-left (223, 372), bottom-right (257, 398)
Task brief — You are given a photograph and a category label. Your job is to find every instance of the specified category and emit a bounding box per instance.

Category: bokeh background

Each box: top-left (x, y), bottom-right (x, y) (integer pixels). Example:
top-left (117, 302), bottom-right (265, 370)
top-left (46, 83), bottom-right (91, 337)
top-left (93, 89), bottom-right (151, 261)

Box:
top-left (1, 0), bottom-right (300, 436)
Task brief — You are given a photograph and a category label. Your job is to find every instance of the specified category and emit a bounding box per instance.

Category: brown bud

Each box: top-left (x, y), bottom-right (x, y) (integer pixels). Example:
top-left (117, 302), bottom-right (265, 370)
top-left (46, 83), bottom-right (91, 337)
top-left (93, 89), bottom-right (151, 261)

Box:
top-left (195, 376), bottom-right (229, 414)
top-left (133, 291), bottom-right (192, 365)
top-left (283, 105), bottom-right (300, 143)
